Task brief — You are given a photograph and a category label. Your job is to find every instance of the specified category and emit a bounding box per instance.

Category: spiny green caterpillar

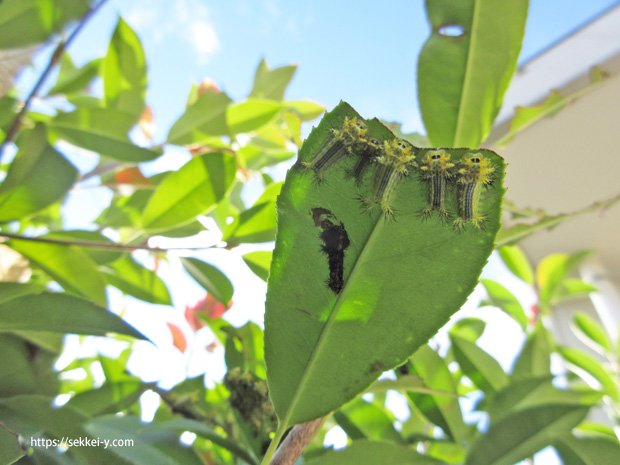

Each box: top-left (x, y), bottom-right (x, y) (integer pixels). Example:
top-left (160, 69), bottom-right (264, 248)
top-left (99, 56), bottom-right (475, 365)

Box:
top-left (346, 137), bottom-right (383, 185)
top-left (420, 149), bottom-right (455, 220)
top-left (362, 138), bottom-right (416, 219)
top-left (303, 116), bottom-right (367, 176)
top-left (454, 153), bottom-right (495, 230)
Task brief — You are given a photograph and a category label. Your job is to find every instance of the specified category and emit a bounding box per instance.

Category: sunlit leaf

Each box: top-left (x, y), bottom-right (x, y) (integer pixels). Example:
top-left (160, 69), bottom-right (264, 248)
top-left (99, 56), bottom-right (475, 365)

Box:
top-left (511, 324), bottom-right (552, 380)
top-left (102, 17), bottom-right (147, 118)
top-left (558, 346), bottom-right (619, 401)
top-left (242, 250), bottom-right (272, 281)
top-left (0, 125), bottom-right (77, 222)
top-left (167, 91), bottom-right (232, 145)
top-left (141, 152), bottom-right (236, 231)
top-left (103, 255), bottom-right (172, 305)
top-left (498, 245), bottom-right (533, 285)
top-left (554, 433), bottom-right (620, 465)
top-left (480, 279), bottom-right (528, 329)
top-left (418, 0), bottom-right (528, 146)
top-left (9, 238), bottom-right (107, 306)
top-left (48, 54), bottom-right (100, 95)
top-left (265, 103), bottom-right (504, 428)
top-left (227, 99), bottom-right (281, 135)
top-left (286, 100), bottom-right (325, 121)
top-left (181, 257), bottom-right (234, 305)
top-left (572, 312), bottom-right (613, 354)
top-left (0, 293), bottom-right (145, 339)
top-left (249, 59), bottom-right (296, 101)
top-left (450, 334), bottom-right (508, 393)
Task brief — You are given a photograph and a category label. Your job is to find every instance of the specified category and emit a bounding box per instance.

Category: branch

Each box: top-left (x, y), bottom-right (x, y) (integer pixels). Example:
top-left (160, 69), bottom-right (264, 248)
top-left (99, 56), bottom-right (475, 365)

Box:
top-left (0, 232), bottom-right (216, 252)
top-left (0, 0), bottom-right (109, 163)
top-left (270, 418), bottom-right (325, 465)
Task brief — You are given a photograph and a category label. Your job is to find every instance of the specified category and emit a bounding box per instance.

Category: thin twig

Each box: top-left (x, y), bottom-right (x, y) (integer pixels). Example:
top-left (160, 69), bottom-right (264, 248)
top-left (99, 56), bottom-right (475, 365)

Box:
top-left (0, 0), bottom-right (109, 163)
top-left (0, 232), bottom-right (216, 252)
top-left (270, 418), bottom-right (325, 465)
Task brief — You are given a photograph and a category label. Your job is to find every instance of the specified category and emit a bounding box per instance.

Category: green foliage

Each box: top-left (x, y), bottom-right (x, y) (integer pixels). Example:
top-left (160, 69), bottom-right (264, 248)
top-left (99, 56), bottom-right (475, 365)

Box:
top-left (418, 0), bottom-right (528, 146)
top-left (265, 102), bottom-right (505, 428)
top-left (1, 2), bottom-right (618, 465)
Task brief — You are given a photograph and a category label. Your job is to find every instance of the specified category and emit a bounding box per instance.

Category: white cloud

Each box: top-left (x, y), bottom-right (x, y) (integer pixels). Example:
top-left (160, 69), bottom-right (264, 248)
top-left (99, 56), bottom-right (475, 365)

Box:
top-left (123, 0), bottom-right (220, 64)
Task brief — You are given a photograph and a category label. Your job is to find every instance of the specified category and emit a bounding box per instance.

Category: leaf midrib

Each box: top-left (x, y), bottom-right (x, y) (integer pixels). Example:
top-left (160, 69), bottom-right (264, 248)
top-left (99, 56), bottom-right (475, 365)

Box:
top-left (453, 0), bottom-right (481, 147)
top-left (278, 213), bottom-right (386, 429)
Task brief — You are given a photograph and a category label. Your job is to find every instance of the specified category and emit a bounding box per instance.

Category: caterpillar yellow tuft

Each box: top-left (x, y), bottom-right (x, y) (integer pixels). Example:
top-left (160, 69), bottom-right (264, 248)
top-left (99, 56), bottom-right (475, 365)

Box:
top-left (302, 116), bottom-right (367, 177)
top-left (420, 149), bottom-right (455, 221)
top-left (362, 138), bottom-right (416, 220)
top-left (453, 153), bottom-right (495, 230)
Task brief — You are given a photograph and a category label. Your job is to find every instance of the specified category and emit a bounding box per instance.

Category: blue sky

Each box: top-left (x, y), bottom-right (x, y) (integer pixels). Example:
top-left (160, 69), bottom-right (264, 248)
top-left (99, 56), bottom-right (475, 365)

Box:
top-left (61, 0), bottom-right (620, 139)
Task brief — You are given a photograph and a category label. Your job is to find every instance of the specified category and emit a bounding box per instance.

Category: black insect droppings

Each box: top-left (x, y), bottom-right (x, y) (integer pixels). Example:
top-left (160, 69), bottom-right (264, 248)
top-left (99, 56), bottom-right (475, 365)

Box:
top-left (311, 207), bottom-right (350, 294)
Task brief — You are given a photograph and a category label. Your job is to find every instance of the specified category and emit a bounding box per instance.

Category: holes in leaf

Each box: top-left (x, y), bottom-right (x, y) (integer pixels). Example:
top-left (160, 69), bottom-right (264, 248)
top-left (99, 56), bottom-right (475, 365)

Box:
top-left (437, 23), bottom-right (465, 37)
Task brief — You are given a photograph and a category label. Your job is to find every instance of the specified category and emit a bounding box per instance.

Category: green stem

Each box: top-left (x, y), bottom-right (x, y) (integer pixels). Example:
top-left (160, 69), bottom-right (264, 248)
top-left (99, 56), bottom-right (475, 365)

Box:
top-left (260, 423), bottom-right (288, 465)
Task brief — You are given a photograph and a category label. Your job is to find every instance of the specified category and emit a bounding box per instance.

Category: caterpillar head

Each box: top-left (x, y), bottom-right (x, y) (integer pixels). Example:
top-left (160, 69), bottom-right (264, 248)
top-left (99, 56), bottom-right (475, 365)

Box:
top-left (458, 153), bottom-right (494, 184)
top-left (342, 116), bottom-right (368, 139)
top-left (420, 149), bottom-right (455, 175)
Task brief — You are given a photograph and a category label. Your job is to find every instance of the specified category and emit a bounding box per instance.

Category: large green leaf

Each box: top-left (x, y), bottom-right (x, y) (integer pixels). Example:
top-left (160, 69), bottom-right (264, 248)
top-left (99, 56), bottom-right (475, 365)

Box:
top-left (9, 238), bottom-right (107, 306)
top-left (558, 346), bottom-right (620, 401)
top-left (102, 18), bottom-right (147, 118)
top-left (141, 152), bottom-right (236, 231)
top-left (0, 125), bottom-right (77, 222)
top-left (304, 440), bottom-right (444, 465)
top-left (103, 255), bottom-right (172, 305)
top-left (167, 92), bottom-right (232, 145)
top-left (49, 108), bottom-right (161, 162)
top-left (450, 334), bottom-right (508, 393)
top-left (554, 434), bottom-right (620, 465)
top-left (0, 0), bottom-right (89, 49)
top-left (572, 312), bottom-right (613, 354)
top-left (181, 257), bottom-right (234, 305)
top-left (0, 292), bottom-right (145, 339)
top-left (264, 102), bottom-right (504, 427)
top-left (417, 0), bottom-right (528, 146)
top-left (498, 245), bottom-right (534, 285)
top-left (67, 381), bottom-right (145, 416)
top-left (334, 399), bottom-right (402, 443)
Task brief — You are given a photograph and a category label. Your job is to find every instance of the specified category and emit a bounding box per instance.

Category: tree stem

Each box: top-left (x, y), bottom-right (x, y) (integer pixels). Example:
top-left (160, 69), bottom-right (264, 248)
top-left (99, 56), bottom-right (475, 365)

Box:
top-left (261, 417), bottom-right (325, 465)
top-left (0, 0), bottom-right (109, 163)
top-left (0, 232), bottom-right (215, 252)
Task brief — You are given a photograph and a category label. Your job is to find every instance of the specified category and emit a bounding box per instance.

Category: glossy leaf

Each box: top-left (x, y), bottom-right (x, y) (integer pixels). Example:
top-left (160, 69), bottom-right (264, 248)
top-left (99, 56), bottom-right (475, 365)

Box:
top-left (558, 346), bottom-right (619, 401)
top-left (85, 415), bottom-right (204, 465)
top-left (334, 399), bottom-right (402, 443)
top-left (480, 279), bottom-right (528, 329)
top-left (486, 377), bottom-right (600, 424)
top-left (45, 229), bottom-right (123, 265)
top-left (181, 257), bottom-right (234, 305)
top-left (67, 381), bottom-right (145, 416)
top-left (511, 324), bottom-right (552, 380)
top-left (304, 440), bottom-right (445, 465)
top-left (537, 252), bottom-right (590, 309)
top-left (265, 103), bottom-right (504, 427)
top-left (0, 395), bottom-right (130, 464)
top-left (224, 322), bottom-right (266, 379)
top-left (167, 92), bottom-right (232, 145)
top-left (103, 255), bottom-right (172, 305)
top-left (418, 0), bottom-right (528, 146)
top-left (102, 18), bottom-right (147, 118)
top-left (0, 125), bottom-right (77, 222)
top-left (450, 334), bottom-right (508, 393)
top-left (0, 282), bottom-right (45, 303)
top-left (554, 434), bottom-right (620, 465)
top-left (0, 0), bottom-right (89, 48)
top-left (49, 108), bottom-right (161, 162)
top-left (242, 250), bottom-right (272, 281)
top-left (408, 346), bottom-right (466, 442)
top-left (48, 54), bottom-right (101, 95)
top-left (224, 182), bottom-right (282, 245)
top-left (9, 238), bottom-right (107, 306)
top-left (449, 317), bottom-right (486, 341)
top-left (0, 292), bottom-right (145, 339)
top-left (141, 152), bottom-right (236, 231)
top-left (286, 100), bottom-right (325, 121)
top-left (249, 59), bottom-right (296, 101)
top-left (498, 245), bottom-right (533, 285)
top-left (572, 312), bottom-right (613, 354)
top-left (161, 419), bottom-right (258, 465)
top-left (227, 99), bottom-right (281, 134)
top-left (0, 421), bottom-right (24, 465)
top-left (465, 405), bottom-right (589, 465)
